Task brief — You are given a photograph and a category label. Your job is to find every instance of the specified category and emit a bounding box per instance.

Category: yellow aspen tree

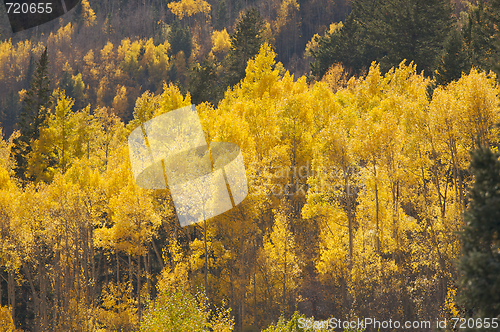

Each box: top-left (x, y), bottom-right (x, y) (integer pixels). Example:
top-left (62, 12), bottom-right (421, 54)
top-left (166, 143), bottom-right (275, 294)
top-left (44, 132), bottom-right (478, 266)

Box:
top-left (204, 43), bottom-right (313, 325)
top-left (112, 85), bottom-right (129, 119)
top-left (197, 99), bottom-right (264, 327)
top-left (108, 178), bottom-right (162, 320)
top-left (453, 69), bottom-right (500, 148)
top-left (157, 82), bottom-right (192, 115)
top-left (273, 0), bottom-right (300, 35)
top-left (210, 29), bottom-right (231, 61)
top-left (0, 305), bottom-right (15, 332)
top-left (321, 63), bottom-right (348, 92)
top-left (258, 209), bottom-right (300, 316)
top-left (350, 64), bottom-right (388, 255)
top-left (98, 281), bottom-right (138, 331)
top-left (46, 23), bottom-right (73, 56)
top-left (424, 68), bottom-right (500, 306)
top-left (144, 39), bottom-right (171, 92)
top-left (28, 91), bottom-right (94, 183)
top-left (0, 165), bottom-right (19, 328)
top-left (49, 91), bottom-right (78, 172)
top-left (168, 0), bottom-right (211, 20)
top-left (92, 107), bottom-right (126, 169)
top-left (81, 0), bottom-right (96, 27)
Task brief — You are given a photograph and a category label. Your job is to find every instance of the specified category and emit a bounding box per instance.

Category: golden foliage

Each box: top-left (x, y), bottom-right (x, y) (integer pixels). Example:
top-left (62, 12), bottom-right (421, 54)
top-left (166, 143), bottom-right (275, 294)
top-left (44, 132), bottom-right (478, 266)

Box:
top-left (1, 35), bottom-right (499, 331)
top-left (0, 306), bottom-right (15, 332)
top-left (210, 29), bottom-right (231, 59)
top-left (273, 0), bottom-right (300, 34)
top-left (81, 0), bottom-right (96, 27)
top-left (168, 0), bottom-right (211, 20)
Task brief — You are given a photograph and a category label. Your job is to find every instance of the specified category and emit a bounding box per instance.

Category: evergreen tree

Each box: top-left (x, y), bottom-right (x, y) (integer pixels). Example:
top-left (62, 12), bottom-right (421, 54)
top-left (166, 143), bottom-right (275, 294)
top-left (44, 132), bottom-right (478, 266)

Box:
top-left (168, 20), bottom-right (192, 59)
top-left (215, 0), bottom-right (228, 31)
top-left (0, 90), bottom-right (22, 138)
top-left (487, 0), bottom-right (500, 79)
top-left (312, 0), bottom-right (454, 77)
top-left (311, 13), bottom-right (374, 78)
top-left (458, 145), bottom-right (500, 321)
top-left (224, 8), bottom-right (265, 87)
top-left (188, 56), bottom-right (222, 106)
top-left (369, 0), bottom-right (454, 75)
top-left (434, 27), bottom-right (471, 86)
top-left (24, 56), bottom-right (35, 90)
top-left (462, 0), bottom-right (500, 73)
top-left (60, 69), bottom-right (75, 100)
top-left (463, 0), bottom-right (495, 71)
top-left (11, 47), bottom-right (52, 182)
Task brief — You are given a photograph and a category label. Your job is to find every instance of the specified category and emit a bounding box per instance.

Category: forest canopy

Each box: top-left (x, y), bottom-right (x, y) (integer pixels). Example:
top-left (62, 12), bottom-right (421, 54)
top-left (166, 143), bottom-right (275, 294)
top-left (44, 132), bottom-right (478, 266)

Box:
top-left (1, 0), bottom-right (500, 331)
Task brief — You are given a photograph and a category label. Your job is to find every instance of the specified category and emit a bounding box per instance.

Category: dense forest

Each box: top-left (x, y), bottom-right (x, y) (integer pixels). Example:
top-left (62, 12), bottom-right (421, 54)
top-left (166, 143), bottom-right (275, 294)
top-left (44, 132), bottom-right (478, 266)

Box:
top-left (0, 0), bottom-right (500, 331)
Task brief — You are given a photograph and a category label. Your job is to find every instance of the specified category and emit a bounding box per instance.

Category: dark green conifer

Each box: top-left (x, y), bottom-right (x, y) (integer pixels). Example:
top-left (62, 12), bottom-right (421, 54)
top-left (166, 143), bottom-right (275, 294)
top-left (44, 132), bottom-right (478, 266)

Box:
top-left (215, 0), bottom-right (228, 31)
top-left (311, 13), bottom-right (372, 78)
top-left (11, 47), bottom-right (52, 182)
top-left (168, 20), bottom-right (192, 59)
top-left (434, 27), bottom-right (471, 86)
top-left (188, 57), bottom-right (221, 106)
top-left (225, 8), bottom-right (265, 87)
top-left (458, 145), bottom-right (500, 320)
top-left (463, 1), bottom-right (494, 71)
top-left (311, 0), bottom-right (454, 77)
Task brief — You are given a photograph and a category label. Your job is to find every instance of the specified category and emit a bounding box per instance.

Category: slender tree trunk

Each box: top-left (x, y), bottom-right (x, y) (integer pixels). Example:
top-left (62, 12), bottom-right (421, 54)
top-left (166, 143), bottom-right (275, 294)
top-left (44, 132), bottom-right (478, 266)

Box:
top-left (8, 270), bottom-right (15, 326)
top-left (116, 252), bottom-right (120, 283)
top-left (39, 264), bottom-right (47, 329)
top-left (91, 228), bottom-right (96, 306)
top-left (345, 170), bottom-right (353, 270)
top-left (253, 267), bottom-right (257, 326)
top-left (341, 275), bottom-right (348, 316)
top-left (95, 250), bottom-right (102, 305)
top-left (230, 266), bottom-right (234, 315)
top-left (65, 218), bottom-right (70, 324)
top-left (23, 265), bottom-right (40, 331)
top-left (203, 218), bottom-right (208, 294)
top-left (374, 163), bottom-right (380, 253)
top-left (128, 254), bottom-right (132, 285)
top-left (83, 225), bottom-right (90, 305)
top-left (146, 247), bottom-right (151, 296)
top-left (152, 239), bottom-right (164, 269)
top-left (283, 226), bottom-right (287, 314)
top-left (239, 237), bottom-right (245, 331)
top-left (137, 254), bottom-right (141, 321)
top-left (76, 237), bottom-right (81, 307)
top-left (54, 250), bottom-right (61, 328)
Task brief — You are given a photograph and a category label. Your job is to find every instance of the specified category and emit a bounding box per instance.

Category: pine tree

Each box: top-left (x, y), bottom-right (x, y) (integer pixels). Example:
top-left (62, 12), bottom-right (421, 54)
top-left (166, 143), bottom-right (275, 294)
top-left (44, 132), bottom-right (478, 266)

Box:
top-left (224, 8), bottom-right (265, 87)
top-left (463, 1), bottom-right (493, 71)
top-left (434, 27), bottom-right (471, 86)
top-left (11, 47), bottom-right (52, 182)
top-left (188, 56), bottom-right (221, 106)
top-left (0, 90), bottom-right (22, 138)
top-left (24, 56), bottom-right (35, 90)
top-left (370, 0), bottom-right (454, 75)
top-left (215, 0), bottom-right (228, 30)
top-left (168, 20), bottom-right (192, 59)
top-left (458, 145), bottom-right (500, 320)
top-left (60, 70), bottom-right (75, 100)
top-left (488, 0), bottom-right (500, 79)
top-left (310, 13), bottom-right (373, 78)
top-left (312, 0), bottom-right (454, 77)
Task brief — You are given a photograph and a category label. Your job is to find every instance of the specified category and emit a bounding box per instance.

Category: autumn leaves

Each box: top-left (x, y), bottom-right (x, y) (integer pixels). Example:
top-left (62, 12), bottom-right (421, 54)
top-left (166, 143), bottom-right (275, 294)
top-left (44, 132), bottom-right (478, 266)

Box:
top-left (0, 40), bottom-right (499, 329)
